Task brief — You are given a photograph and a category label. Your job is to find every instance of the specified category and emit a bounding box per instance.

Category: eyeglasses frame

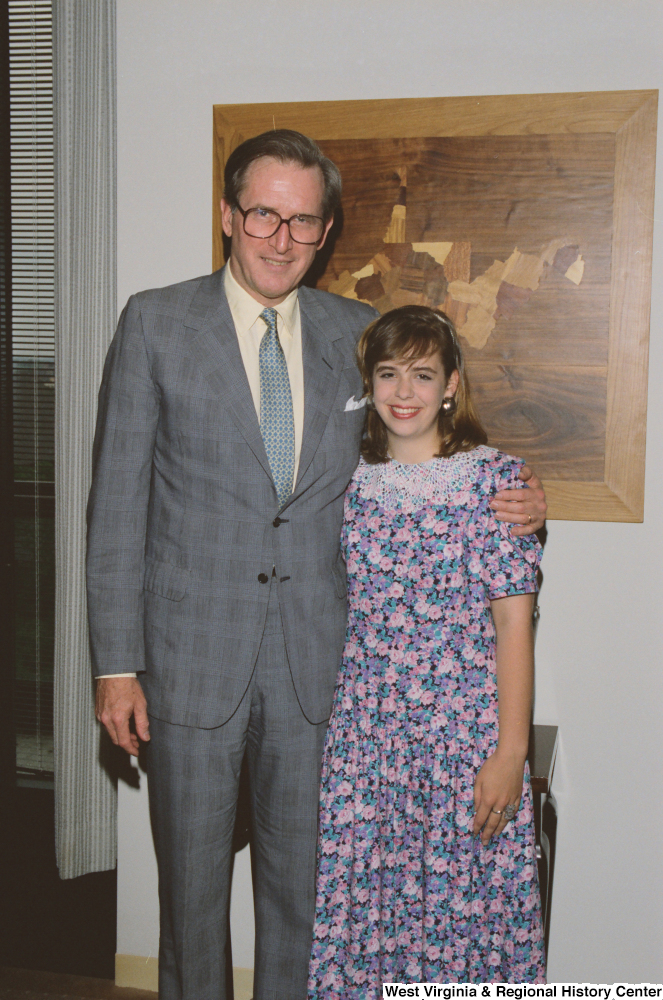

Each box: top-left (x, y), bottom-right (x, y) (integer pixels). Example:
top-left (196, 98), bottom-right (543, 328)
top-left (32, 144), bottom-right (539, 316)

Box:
top-left (234, 203), bottom-right (326, 245)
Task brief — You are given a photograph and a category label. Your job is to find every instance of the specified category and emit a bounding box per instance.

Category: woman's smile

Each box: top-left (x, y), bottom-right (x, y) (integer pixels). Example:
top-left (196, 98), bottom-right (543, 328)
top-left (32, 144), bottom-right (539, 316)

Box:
top-left (372, 353), bottom-right (458, 462)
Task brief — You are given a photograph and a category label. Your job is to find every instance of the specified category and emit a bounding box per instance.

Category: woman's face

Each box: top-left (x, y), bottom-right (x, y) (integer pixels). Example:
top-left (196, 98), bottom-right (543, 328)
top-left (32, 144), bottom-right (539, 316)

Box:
top-left (372, 352), bottom-right (459, 460)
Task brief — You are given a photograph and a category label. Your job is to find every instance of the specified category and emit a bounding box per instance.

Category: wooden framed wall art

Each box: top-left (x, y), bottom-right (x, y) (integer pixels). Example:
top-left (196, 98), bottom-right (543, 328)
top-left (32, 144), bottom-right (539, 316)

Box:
top-left (212, 91), bottom-right (657, 521)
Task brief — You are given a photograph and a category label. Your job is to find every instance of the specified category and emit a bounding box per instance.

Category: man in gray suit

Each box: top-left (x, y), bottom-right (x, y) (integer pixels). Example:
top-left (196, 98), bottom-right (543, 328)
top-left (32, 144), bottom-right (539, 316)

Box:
top-left (89, 130), bottom-right (546, 1000)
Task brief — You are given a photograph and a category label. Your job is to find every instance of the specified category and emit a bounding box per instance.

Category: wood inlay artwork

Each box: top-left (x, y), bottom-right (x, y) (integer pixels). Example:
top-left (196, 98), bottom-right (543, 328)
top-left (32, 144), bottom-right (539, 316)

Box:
top-left (326, 169), bottom-right (586, 351)
top-left (213, 92), bottom-right (658, 521)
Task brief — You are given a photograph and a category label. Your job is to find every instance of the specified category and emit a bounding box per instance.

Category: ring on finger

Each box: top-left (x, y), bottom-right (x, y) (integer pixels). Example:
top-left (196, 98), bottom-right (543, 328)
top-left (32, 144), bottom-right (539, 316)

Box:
top-left (527, 513), bottom-right (532, 525)
top-left (504, 803), bottom-right (517, 820)
top-left (491, 807), bottom-right (502, 815)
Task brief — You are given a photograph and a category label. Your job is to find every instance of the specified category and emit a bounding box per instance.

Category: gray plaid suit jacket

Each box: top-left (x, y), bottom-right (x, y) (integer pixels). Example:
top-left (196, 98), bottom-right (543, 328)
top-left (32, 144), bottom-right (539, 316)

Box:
top-left (86, 267), bottom-right (377, 727)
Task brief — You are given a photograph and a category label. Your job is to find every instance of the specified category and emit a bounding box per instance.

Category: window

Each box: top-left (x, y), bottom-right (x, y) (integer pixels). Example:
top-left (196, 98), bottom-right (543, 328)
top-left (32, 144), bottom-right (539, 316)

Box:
top-left (7, 0), bottom-right (54, 784)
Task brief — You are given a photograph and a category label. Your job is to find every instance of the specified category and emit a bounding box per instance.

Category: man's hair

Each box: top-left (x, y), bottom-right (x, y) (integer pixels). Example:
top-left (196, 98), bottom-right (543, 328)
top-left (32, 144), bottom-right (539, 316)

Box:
top-left (356, 305), bottom-right (488, 464)
top-left (223, 129), bottom-right (342, 222)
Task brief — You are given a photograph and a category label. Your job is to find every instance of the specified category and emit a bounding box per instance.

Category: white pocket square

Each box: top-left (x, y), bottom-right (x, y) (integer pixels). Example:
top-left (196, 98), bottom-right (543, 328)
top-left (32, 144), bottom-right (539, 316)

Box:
top-left (344, 394), bottom-right (367, 412)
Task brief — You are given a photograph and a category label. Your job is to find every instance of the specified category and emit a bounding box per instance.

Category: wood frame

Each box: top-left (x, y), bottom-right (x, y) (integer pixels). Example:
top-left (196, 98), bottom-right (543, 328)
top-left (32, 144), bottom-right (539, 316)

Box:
top-left (213, 91), bottom-right (658, 522)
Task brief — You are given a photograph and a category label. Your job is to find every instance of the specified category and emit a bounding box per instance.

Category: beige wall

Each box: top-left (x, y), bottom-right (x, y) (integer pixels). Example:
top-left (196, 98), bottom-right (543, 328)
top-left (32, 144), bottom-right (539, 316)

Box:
top-left (116, 0), bottom-right (663, 981)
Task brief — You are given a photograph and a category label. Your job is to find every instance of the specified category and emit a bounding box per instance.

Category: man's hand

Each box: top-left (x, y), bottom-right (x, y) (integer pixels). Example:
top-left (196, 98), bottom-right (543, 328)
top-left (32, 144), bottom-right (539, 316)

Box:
top-left (490, 465), bottom-right (547, 536)
top-left (95, 677), bottom-right (150, 757)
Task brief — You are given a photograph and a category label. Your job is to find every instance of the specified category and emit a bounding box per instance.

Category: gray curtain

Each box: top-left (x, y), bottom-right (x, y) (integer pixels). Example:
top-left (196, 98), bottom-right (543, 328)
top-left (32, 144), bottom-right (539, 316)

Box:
top-left (53, 0), bottom-right (117, 879)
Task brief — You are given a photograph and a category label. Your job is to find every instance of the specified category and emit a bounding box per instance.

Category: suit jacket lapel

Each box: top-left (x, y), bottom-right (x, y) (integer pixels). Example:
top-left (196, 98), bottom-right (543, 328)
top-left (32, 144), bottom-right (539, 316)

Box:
top-left (184, 268), bottom-right (273, 483)
top-left (295, 288), bottom-right (344, 491)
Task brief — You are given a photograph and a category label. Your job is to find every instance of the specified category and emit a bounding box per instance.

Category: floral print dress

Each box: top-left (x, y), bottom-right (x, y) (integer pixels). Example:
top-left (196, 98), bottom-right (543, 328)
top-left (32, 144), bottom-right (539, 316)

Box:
top-left (308, 446), bottom-right (545, 996)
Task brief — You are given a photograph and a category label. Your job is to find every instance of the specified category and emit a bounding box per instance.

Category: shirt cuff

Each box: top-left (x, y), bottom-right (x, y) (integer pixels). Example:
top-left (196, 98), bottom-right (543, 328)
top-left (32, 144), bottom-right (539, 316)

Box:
top-left (95, 673), bottom-right (137, 679)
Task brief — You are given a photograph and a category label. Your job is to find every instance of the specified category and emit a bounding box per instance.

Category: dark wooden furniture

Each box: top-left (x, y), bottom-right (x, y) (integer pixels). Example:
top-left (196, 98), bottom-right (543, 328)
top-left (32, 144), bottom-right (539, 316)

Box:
top-left (528, 723), bottom-right (559, 955)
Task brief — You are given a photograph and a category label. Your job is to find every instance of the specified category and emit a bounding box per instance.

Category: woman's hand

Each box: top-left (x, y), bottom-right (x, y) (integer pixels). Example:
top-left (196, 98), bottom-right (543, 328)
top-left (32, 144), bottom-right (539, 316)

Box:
top-left (473, 748), bottom-right (525, 846)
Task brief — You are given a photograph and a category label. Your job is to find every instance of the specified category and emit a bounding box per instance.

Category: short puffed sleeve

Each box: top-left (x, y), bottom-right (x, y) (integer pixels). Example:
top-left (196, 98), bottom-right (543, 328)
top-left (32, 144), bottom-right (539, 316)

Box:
top-left (474, 454), bottom-right (542, 600)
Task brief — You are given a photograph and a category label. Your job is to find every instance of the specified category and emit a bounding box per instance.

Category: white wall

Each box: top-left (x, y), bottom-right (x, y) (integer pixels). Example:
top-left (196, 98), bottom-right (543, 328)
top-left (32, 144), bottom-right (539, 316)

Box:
top-left (116, 0), bottom-right (663, 982)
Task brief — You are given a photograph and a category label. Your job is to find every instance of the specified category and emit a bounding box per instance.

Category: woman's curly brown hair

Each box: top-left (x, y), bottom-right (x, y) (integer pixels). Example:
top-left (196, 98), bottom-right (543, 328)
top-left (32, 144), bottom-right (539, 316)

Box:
top-left (356, 305), bottom-right (487, 465)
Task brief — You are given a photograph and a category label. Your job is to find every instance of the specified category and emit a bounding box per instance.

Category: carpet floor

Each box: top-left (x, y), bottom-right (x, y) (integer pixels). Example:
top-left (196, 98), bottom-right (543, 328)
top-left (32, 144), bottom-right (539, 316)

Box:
top-left (0, 967), bottom-right (156, 1000)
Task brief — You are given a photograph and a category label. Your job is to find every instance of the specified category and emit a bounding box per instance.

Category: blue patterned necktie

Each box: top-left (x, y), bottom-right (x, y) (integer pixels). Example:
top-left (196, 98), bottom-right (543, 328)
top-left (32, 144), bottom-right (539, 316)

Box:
top-left (259, 307), bottom-right (295, 507)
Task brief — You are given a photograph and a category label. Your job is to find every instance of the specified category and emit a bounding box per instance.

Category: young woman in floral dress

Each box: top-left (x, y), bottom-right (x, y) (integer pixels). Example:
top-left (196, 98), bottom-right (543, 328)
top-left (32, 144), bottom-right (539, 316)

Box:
top-left (308, 306), bottom-right (545, 995)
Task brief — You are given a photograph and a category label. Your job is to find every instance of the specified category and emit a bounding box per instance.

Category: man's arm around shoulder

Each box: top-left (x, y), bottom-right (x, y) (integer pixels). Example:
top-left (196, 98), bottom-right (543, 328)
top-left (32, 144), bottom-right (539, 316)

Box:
top-left (490, 465), bottom-right (547, 536)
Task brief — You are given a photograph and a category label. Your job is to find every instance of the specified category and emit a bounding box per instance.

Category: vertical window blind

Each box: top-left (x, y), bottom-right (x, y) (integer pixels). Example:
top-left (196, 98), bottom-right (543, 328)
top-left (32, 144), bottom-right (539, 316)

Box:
top-left (0, 1), bottom-right (15, 791)
top-left (9, 0), bottom-right (54, 782)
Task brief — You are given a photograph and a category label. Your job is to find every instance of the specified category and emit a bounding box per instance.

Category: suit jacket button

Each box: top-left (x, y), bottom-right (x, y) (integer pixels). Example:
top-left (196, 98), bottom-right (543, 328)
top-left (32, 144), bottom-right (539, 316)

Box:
top-left (273, 517), bottom-right (281, 527)
top-left (258, 573), bottom-right (269, 584)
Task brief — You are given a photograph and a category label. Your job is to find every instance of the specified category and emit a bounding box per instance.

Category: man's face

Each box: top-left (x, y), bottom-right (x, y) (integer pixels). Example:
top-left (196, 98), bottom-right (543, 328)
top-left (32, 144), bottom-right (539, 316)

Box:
top-left (221, 157), bottom-right (333, 306)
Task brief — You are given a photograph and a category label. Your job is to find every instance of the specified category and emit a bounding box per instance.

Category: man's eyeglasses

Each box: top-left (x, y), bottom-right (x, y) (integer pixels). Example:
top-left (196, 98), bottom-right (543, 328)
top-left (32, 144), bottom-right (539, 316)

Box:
top-left (235, 204), bottom-right (325, 245)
